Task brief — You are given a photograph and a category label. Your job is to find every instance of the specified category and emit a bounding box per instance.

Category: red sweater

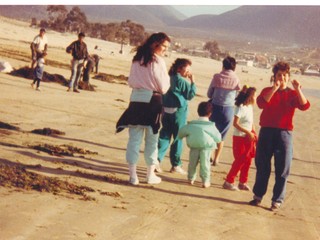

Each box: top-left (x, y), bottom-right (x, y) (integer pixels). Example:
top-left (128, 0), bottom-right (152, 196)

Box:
top-left (257, 87), bottom-right (310, 130)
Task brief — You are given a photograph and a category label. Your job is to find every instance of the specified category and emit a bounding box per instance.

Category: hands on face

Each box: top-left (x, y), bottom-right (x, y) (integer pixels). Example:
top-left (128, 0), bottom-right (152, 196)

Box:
top-left (187, 72), bottom-right (195, 83)
top-left (291, 79), bottom-right (301, 90)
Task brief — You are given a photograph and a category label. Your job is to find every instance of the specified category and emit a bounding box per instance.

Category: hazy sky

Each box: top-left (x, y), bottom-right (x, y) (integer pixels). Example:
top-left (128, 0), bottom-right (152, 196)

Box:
top-left (172, 5), bottom-right (241, 17)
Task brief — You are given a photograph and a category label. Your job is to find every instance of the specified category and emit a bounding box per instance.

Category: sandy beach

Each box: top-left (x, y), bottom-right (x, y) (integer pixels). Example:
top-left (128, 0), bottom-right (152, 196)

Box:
top-left (0, 16), bottom-right (320, 240)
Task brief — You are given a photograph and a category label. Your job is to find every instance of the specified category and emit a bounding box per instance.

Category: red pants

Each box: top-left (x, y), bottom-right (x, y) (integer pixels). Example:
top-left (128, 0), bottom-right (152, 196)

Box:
top-left (226, 134), bottom-right (257, 184)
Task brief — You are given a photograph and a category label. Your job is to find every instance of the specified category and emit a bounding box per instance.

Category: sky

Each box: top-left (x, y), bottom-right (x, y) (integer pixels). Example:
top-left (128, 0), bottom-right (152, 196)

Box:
top-left (172, 5), bottom-right (240, 17)
top-left (5, 1), bottom-right (318, 17)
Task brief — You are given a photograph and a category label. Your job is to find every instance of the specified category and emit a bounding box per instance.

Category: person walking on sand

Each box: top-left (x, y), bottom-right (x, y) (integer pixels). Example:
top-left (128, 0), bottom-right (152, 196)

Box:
top-left (157, 58), bottom-right (196, 174)
top-left (66, 32), bottom-right (88, 93)
top-left (116, 32), bottom-right (171, 185)
top-left (223, 86), bottom-right (257, 191)
top-left (30, 28), bottom-right (48, 69)
top-left (178, 102), bottom-right (221, 188)
top-left (249, 61), bottom-right (310, 211)
top-left (207, 56), bottom-right (241, 166)
top-left (31, 52), bottom-right (47, 91)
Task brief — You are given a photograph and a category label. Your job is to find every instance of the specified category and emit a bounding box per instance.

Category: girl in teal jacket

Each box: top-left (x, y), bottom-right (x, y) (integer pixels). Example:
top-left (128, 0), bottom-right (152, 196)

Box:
top-left (157, 58), bottom-right (196, 174)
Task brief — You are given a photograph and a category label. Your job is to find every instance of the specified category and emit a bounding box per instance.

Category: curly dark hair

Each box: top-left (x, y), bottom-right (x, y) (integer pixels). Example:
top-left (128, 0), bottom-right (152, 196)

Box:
top-left (168, 58), bottom-right (192, 76)
top-left (272, 61), bottom-right (290, 78)
top-left (132, 32), bottom-right (171, 66)
top-left (235, 85), bottom-right (256, 107)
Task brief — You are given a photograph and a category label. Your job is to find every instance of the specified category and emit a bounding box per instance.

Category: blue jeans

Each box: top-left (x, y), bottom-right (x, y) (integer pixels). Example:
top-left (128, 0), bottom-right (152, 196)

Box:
top-left (209, 104), bottom-right (234, 140)
top-left (69, 59), bottom-right (84, 90)
top-left (252, 127), bottom-right (293, 203)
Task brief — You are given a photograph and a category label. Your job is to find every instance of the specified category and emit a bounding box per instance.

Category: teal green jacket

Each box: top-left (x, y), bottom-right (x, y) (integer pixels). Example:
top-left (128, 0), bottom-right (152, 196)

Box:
top-left (178, 120), bottom-right (222, 149)
top-left (162, 73), bottom-right (196, 108)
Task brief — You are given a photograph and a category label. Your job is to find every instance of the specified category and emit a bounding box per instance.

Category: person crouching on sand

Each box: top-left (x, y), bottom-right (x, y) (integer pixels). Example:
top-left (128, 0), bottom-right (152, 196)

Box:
top-left (249, 61), bottom-right (310, 211)
top-left (116, 32), bottom-right (171, 185)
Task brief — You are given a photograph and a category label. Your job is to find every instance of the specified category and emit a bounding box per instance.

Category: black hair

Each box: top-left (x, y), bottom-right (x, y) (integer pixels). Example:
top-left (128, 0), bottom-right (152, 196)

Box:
top-left (272, 61), bottom-right (290, 78)
top-left (234, 85), bottom-right (256, 107)
top-left (132, 32), bottom-right (171, 66)
top-left (197, 102), bottom-right (212, 117)
top-left (223, 56), bottom-right (236, 71)
top-left (168, 58), bottom-right (192, 76)
top-left (78, 32), bottom-right (85, 38)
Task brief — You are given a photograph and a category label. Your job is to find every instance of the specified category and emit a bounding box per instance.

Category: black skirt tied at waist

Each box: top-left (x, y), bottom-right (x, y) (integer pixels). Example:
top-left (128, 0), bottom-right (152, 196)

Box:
top-left (116, 93), bottom-right (163, 134)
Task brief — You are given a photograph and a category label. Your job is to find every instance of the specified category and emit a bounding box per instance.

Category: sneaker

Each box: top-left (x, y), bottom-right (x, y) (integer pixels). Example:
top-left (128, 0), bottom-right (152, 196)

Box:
top-left (249, 198), bottom-right (261, 206)
top-left (67, 87), bottom-right (71, 92)
top-left (203, 182), bottom-right (211, 188)
top-left (36, 87), bottom-right (41, 91)
top-left (154, 163), bottom-right (163, 173)
top-left (211, 160), bottom-right (219, 166)
top-left (170, 166), bottom-right (187, 175)
top-left (270, 202), bottom-right (281, 211)
top-left (129, 177), bottom-right (139, 186)
top-left (73, 89), bottom-right (80, 93)
top-left (223, 181), bottom-right (239, 191)
top-left (31, 83), bottom-right (34, 89)
top-left (189, 179), bottom-right (195, 185)
top-left (146, 174), bottom-right (161, 184)
top-left (238, 183), bottom-right (251, 191)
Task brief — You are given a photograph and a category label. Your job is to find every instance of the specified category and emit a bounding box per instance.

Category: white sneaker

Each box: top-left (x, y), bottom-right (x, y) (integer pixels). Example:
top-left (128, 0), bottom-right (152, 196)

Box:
top-left (147, 165), bottom-right (162, 184)
top-left (155, 163), bottom-right (163, 173)
top-left (170, 166), bottom-right (187, 175)
top-left (223, 181), bottom-right (239, 191)
top-left (189, 179), bottom-right (195, 185)
top-left (203, 182), bottom-right (211, 188)
top-left (129, 177), bottom-right (139, 185)
top-left (146, 174), bottom-right (161, 184)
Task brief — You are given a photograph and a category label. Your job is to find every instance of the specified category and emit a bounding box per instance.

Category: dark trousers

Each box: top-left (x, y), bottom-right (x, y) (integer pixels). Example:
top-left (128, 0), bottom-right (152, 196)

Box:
top-left (252, 127), bottom-right (293, 203)
top-left (33, 78), bottom-right (41, 88)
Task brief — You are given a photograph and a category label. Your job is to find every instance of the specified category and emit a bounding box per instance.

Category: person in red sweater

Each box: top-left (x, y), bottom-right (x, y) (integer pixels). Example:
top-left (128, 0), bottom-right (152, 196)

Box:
top-left (249, 61), bottom-right (310, 211)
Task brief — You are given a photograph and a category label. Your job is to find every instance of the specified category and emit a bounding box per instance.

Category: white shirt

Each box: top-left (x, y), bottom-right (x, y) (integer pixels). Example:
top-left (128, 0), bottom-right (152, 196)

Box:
top-left (37, 58), bottom-right (45, 68)
top-left (128, 54), bottom-right (170, 94)
top-left (233, 104), bottom-right (253, 137)
top-left (32, 35), bottom-right (48, 52)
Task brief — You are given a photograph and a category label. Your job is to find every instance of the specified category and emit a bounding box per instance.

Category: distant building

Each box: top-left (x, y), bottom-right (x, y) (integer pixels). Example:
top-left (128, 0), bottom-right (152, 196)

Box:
top-left (303, 65), bottom-right (320, 76)
top-left (237, 59), bottom-right (254, 67)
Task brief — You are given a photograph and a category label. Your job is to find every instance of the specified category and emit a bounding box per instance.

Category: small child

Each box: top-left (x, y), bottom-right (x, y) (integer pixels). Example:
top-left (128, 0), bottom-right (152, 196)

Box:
top-left (178, 101), bottom-right (222, 188)
top-left (31, 52), bottom-right (47, 91)
top-left (223, 85), bottom-right (257, 191)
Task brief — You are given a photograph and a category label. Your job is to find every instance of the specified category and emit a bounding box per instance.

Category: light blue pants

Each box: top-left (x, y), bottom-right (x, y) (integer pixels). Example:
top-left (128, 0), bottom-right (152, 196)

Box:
top-left (126, 126), bottom-right (159, 166)
top-left (69, 59), bottom-right (84, 90)
top-left (188, 148), bottom-right (212, 184)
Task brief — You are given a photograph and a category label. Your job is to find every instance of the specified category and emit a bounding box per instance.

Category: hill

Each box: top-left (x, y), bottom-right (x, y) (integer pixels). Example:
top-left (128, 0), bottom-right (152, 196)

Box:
top-left (178, 5), bottom-right (320, 46)
top-left (0, 5), bottom-right (320, 47)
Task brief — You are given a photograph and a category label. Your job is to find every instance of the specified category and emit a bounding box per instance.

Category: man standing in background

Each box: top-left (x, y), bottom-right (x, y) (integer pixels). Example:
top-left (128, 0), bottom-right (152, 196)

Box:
top-left (66, 32), bottom-right (88, 93)
top-left (30, 28), bottom-right (48, 69)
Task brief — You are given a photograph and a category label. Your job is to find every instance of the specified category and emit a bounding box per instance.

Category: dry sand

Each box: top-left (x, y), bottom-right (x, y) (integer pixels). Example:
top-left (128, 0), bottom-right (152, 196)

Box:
top-left (0, 16), bottom-right (319, 240)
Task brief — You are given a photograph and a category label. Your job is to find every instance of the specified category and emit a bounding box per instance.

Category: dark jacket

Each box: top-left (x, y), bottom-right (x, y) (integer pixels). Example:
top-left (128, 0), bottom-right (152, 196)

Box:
top-left (66, 40), bottom-right (88, 60)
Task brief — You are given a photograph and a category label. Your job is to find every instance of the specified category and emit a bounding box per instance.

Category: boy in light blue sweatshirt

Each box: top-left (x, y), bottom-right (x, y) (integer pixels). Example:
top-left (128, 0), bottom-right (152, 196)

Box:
top-left (178, 101), bottom-right (222, 188)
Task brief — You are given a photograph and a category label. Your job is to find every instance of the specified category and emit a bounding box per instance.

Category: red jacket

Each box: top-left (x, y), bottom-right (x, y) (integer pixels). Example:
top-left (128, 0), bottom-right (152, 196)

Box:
top-left (257, 87), bottom-right (310, 130)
